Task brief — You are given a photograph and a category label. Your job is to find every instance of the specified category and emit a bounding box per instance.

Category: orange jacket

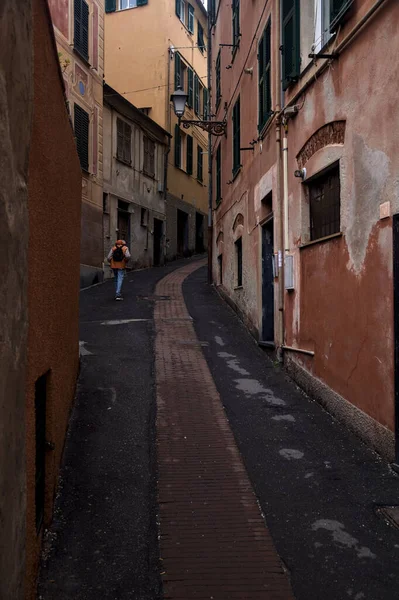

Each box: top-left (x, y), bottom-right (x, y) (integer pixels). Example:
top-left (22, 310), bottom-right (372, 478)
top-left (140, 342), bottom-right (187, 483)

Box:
top-left (107, 240), bottom-right (131, 269)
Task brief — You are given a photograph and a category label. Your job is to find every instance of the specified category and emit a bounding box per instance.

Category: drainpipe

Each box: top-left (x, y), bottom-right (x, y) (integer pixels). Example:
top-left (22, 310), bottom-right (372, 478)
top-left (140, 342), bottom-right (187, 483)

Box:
top-left (282, 120), bottom-right (289, 253)
top-left (163, 46), bottom-right (173, 261)
top-left (207, 6), bottom-right (213, 284)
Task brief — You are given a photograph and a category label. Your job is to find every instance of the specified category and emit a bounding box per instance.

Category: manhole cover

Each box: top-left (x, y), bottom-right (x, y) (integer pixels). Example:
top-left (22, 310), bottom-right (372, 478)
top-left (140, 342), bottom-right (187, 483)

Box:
top-left (375, 506), bottom-right (399, 529)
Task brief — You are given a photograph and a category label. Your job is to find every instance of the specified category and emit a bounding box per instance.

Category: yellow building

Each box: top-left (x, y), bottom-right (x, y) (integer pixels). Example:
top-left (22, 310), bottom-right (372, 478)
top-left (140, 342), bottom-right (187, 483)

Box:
top-left (48, 0), bottom-right (105, 287)
top-left (105, 0), bottom-right (208, 258)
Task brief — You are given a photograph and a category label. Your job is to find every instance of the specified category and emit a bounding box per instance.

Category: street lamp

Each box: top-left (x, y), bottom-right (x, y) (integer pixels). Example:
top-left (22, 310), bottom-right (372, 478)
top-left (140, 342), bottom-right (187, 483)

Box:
top-left (170, 87), bottom-right (226, 136)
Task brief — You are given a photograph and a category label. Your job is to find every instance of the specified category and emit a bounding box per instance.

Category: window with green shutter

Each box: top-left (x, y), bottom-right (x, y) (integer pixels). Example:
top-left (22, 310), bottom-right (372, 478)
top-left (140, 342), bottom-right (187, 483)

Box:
top-left (188, 4), bottom-right (194, 33)
top-left (282, 0), bottom-right (300, 90)
top-left (330, 0), bottom-right (353, 30)
top-left (74, 0), bottom-right (89, 61)
top-left (216, 50), bottom-right (221, 109)
top-left (174, 124), bottom-right (181, 168)
top-left (74, 104), bottom-right (90, 172)
top-left (232, 0), bottom-right (240, 56)
top-left (176, 0), bottom-right (181, 17)
top-left (187, 135), bottom-right (193, 175)
top-left (216, 144), bottom-right (221, 205)
top-left (137, 0), bottom-right (148, 5)
top-left (194, 75), bottom-right (200, 115)
top-left (105, 0), bottom-right (116, 13)
top-left (232, 96), bottom-right (241, 175)
top-left (188, 67), bottom-right (194, 107)
top-left (197, 145), bottom-right (203, 182)
top-left (198, 22), bottom-right (205, 53)
top-left (175, 52), bottom-right (181, 90)
top-left (203, 88), bottom-right (208, 120)
top-left (258, 19), bottom-right (272, 131)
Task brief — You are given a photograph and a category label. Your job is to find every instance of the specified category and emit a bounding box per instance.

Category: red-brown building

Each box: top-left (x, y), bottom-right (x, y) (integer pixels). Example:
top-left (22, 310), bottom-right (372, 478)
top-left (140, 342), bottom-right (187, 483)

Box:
top-left (0, 0), bottom-right (82, 598)
top-left (211, 0), bottom-right (399, 461)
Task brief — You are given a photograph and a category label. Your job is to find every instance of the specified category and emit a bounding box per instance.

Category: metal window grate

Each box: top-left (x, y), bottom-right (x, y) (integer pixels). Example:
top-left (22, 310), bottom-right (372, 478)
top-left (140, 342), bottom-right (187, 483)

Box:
top-left (309, 164), bottom-right (340, 241)
top-left (35, 373), bottom-right (48, 533)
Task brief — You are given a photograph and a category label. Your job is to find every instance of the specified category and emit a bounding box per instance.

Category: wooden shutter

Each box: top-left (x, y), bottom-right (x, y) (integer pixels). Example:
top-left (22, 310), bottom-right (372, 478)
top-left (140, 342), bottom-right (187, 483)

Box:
top-left (74, 104), bottom-right (89, 171)
top-left (175, 53), bottom-right (181, 89)
top-left (203, 88), bottom-right (208, 120)
top-left (186, 135), bottom-right (193, 175)
top-left (74, 0), bottom-right (89, 60)
top-left (174, 124), bottom-right (181, 168)
top-left (232, 0), bottom-right (240, 50)
top-left (176, 0), bottom-right (181, 17)
top-left (187, 68), bottom-right (194, 107)
top-left (232, 97), bottom-right (240, 174)
top-left (137, 0), bottom-right (148, 5)
top-left (105, 0), bottom-right (116, 13)
top-left (188, 4), bottom-right (194, 33)
top-left (258, 19), bottom-right (271, 131)
top-left (123, 122), bottom-right (131, 163)
top-left (198, 23), bottom-right (204, 53)
top-left (216, 50), bottom-right (221, 107)
top-left (282, 0), bottom-right (300, 90)
top-left (194, 75), bottom-right (200, 115)
top-left (197, 145), bottom-right (203, 182)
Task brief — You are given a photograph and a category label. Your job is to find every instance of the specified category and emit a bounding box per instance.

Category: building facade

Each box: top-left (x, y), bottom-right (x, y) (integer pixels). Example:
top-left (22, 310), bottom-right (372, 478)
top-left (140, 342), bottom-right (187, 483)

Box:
top-left (0, 0), bottom-right (82, 598)
top-left (104, 0), bottom-right (209, 260)
top-left (211, 0), bottom-right (399, 460)
top-left (103, 84), bottom-right (170, 270)
top-left (48, 0), bottom-right (105, 287)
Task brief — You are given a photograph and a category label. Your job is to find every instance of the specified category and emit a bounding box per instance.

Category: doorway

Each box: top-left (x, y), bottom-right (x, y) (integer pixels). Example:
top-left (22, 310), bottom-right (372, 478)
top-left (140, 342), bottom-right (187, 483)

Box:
top-left (195, 212), bottom-right (204, 254)
top-left (261, 219), bottom-right (274, 343)
top-left (117, 200), bottom-right (130, 245)
top-left (393, 215), bottom-right (399, 462)
top-left (153, 218), bottom-right (163, 266)
top-left (177, 209), bottom-right (189, 256)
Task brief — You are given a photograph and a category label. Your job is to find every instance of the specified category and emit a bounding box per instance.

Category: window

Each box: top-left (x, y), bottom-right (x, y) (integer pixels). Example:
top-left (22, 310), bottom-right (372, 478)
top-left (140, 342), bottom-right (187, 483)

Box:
top-left (176, 0), bottom-right (185, 24)
top-left (175, 53), bottom-right (182, 90)
top-left (35, 373), bottom-right (48, 533)
top-left (258, 19), bottom-right (272, 131)
top-left (215, 50), bottom-right (221, 109)
top-left (218, 254), bottom-right (223, 285)
top-left (105, 0), bottom-right (147, 12)
top-left (188, 3), bottom-right (194, 33)
top-left (330, 0), bottom-right (353, 30)
top-left (143, 136), bottom-right (155, 177)
top-left (282, 0), bottom-right (300, 90)
top-left (74, 104), bottom-right (89, 171)
top-left (197, 145), bottom-right (203, 182)
top-left (203, 88), bottom-right (209, 120)
top-left (215, 144), bottom-right (221, 205)
top-left (198, 22), bottom-right (205, 53)
top-left (187, 67), bottom-right (194, 107)
top-left (232, 96), bottom-right (241, 175)
top-left (308, 164), bottom-right (340, 241)
top-left (194, 74), bottom-right (200, 115)
top-left (313, 0), bottom-right (353, 52)
top-left (186, 135), bottom-right (193, 175)
top-left (117, 118), bottom-right (132, 164)
top-left (235, 237), bottom-right (243, 287)
top-left (141, 207), bottom-right (149, 226)
top-left (74, 0), bottom-right (89, 61)
top-left (174, 124), bottom-right (182, 168)
top-left (232, 0), bottom-right (240, 55)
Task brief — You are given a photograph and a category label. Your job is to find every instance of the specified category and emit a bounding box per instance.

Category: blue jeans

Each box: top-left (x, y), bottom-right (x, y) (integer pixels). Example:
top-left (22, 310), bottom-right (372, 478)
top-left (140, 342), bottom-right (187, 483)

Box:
top-left (113, 268), bottom-right (125, 296)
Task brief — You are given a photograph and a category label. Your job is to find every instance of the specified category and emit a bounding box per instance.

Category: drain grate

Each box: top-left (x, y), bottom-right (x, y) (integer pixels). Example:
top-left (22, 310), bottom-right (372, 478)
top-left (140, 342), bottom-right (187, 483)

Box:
top-left (375, 506), bottom-right (399, 530)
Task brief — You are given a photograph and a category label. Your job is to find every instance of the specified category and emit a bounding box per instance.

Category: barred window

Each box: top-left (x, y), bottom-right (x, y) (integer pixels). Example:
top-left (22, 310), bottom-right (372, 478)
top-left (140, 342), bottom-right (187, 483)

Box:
top-left (308, 164), bottom-right (340, 241)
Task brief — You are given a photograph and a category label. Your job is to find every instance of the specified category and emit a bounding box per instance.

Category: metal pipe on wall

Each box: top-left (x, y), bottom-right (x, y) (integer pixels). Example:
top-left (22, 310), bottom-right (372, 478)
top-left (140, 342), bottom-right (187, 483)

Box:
top-left (207, 2), bottom-right (213, 284)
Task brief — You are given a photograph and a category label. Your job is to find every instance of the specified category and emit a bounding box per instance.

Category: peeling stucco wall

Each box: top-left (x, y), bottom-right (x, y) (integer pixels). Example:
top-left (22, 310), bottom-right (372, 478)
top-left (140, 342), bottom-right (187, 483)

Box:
top-left (0, 1), bottom-right (33, 598)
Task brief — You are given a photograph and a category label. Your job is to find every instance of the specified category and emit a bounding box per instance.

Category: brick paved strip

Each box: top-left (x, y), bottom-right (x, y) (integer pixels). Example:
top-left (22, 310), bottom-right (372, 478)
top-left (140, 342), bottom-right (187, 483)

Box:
top-left (155, 261), bottom-right (294, 600)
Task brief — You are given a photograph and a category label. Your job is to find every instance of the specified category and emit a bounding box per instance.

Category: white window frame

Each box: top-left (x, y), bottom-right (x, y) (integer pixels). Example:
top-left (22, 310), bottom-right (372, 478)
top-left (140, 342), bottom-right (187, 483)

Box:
top-left (313, 0), bottom-right (332, 54)
top-left (119, 0), bottom-right (137, 10)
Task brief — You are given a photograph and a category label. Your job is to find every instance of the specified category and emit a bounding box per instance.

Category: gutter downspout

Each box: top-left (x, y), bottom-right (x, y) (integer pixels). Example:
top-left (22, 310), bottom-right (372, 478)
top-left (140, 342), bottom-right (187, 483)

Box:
top-left (276, 0), bottom-right (285, 360)
top-left (282, 121), bottom-right (289, 253)
top-left (207, 8), bottom-right (213, 284)
top-left (163, 46), bottom-right (172, 262)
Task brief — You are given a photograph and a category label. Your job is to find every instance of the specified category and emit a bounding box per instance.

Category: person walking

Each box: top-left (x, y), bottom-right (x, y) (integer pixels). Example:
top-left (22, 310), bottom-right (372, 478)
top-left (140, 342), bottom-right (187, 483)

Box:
top-left (107, 239), bottom-right (131, 300)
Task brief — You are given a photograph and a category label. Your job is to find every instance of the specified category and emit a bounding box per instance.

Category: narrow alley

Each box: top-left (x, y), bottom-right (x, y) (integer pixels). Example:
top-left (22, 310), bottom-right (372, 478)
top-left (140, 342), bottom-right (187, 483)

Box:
top-left (38, 258), bottom-right (399, 600)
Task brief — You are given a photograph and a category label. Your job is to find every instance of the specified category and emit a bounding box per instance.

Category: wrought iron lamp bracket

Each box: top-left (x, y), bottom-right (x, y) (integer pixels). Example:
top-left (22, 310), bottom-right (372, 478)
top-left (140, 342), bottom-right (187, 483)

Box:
top-left (179, 118), bottom-right (227, 136)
